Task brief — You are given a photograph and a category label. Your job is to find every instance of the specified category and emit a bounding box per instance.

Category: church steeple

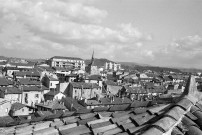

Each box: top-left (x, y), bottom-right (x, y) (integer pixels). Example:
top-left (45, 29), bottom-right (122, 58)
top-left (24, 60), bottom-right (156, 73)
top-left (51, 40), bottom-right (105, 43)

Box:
top-left (90, 50), bottom-right (94, 66)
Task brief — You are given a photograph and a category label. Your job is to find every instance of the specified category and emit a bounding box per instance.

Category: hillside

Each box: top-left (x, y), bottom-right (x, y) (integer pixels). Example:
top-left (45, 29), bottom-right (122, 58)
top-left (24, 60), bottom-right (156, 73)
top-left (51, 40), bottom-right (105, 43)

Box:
top-left (120, 62), bottom-right (182, 73)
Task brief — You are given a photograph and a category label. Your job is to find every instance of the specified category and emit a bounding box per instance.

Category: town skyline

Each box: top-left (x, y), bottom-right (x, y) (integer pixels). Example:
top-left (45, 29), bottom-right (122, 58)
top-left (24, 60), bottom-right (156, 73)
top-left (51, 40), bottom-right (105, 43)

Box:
top-left (0, 0), bottom-right (202, 68)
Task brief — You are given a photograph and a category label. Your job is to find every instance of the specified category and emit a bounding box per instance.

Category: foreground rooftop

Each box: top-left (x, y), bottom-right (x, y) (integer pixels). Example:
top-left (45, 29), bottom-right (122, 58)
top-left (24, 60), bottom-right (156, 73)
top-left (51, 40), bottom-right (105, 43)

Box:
top-left (0, 75), bottom-right (202, 135)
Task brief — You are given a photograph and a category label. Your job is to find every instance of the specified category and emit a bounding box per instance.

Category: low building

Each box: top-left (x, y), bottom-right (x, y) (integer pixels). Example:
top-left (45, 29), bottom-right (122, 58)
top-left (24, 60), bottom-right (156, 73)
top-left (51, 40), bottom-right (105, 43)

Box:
top-left (44, 90), bottom-right (65, 101)
top-left (42, 75), bottom-right (59, 90)
top-left (35, 100), bottom-right (67, 113)
top-left (65, 82), bottom-right (102, 100)
top-left (21, 86), bottom-right (44, 107)
top-left (0, 87), bottom-right (22, 103)
top-left (9, 102), bottom-right (31, 116)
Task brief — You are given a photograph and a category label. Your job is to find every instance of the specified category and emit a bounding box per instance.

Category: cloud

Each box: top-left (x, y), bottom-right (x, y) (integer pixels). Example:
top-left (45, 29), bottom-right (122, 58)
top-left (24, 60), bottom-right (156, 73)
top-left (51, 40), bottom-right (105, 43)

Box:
top-left (0, 0), bottom-right (152, 60)
top-left (152, 35), bottom-right (202, 68)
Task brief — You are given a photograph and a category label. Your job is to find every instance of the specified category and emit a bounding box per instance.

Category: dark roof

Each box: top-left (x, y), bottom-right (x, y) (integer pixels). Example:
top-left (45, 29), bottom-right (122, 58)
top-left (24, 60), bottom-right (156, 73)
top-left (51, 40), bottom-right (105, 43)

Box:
top-left (0, 87), bottom-right (22, 94)
top-left (70, 82), bottom-right (100, 89)
top-left (18, 78), bottom-right (41, 85)
top-left (11, 102), bottom-right (26, 111)
top-left (0, 78), bottom-right (10, 86)
top-left (44, 90), bottom-right (60, 96)
top-left (52, 56), bottom-right (83, 60)
top-left (22, 86), bottom-right (43, 91)
top-left (100, 97), bottom-right (132, 105)
top-left (35, 100), bottom-right (66, 110)
top-left (14, 71), bottom-right (40, 77)
top-left (86, 75), bottom-right (102, 81)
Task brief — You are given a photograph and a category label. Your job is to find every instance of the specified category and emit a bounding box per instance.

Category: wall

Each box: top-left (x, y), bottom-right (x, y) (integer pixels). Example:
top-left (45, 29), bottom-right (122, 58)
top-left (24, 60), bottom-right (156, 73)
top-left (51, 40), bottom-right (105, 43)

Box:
top-left (59, 82), bottom-right (69, 93)
top-left (22, 91), bottom-right (44, 106)
top-left (0, 100), bottom-right (11, 117)
top-left (49, 80), bottom-right (59, 89)
top-left (5, 94), bottom-right (22, 104)
top-left (12, 107), bottom-right (30, 116)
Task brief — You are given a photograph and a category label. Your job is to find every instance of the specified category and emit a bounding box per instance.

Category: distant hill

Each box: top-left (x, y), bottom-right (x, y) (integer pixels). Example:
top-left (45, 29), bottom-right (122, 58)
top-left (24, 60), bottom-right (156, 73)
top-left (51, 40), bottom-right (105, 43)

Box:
top-left (120, 62), bottom-right (182, 73)
top-left (177, 68), bottom-right (202, 73)
top-left (85, 58), bottom-right (116, 67)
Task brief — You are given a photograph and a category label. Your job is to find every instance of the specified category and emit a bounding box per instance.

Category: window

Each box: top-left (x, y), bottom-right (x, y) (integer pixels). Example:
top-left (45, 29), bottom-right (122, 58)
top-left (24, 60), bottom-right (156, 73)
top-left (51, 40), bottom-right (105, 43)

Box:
top-left (35, 94), bottom-right (39, 98)
top-left (5, 108), bottom-right (8, 113)
top-left (50, 83), bottom-right (52, 86)
top-left (22, 109), bottom-right (24, 112)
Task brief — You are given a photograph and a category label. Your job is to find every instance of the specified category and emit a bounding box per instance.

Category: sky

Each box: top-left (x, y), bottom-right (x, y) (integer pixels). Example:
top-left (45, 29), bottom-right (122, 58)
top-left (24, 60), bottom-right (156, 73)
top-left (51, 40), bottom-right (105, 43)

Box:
top-left (0, 0), bottom-right (202, 68)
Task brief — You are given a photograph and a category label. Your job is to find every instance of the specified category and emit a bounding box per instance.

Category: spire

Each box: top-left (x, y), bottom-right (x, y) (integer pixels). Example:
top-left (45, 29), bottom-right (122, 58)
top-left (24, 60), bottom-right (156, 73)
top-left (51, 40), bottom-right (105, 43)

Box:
top-left (91, 50), bottom-right (94, 65)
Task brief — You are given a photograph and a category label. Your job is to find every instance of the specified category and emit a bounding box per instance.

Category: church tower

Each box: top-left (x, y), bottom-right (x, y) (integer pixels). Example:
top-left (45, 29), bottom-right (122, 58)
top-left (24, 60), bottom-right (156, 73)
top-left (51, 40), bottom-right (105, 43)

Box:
top-left (86, 51), bottom-right (99, 75)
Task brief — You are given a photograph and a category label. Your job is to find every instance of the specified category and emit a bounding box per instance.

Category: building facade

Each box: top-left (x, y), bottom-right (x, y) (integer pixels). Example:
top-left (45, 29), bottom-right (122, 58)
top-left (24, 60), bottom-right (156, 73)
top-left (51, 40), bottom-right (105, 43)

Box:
top-left (104, 62), bottom-right (121, 71)
top-left (49, 56), bottom-right (85, 70)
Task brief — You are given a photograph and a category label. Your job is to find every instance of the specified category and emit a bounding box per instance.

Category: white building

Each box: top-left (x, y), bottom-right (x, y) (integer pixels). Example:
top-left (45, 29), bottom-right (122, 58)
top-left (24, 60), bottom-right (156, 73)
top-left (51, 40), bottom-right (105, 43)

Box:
top-left (49, 56), bottom-right (85, 70)
top-left (104, 62), bottom-right (121, 71)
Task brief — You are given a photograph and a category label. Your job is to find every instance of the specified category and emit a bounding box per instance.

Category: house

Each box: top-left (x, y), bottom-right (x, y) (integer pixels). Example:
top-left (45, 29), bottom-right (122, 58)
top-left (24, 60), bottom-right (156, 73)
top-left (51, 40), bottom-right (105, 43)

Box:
top-left (103, 80), bottom-right (122, 95)
top-left (21, 86), bottom-right (44, 107)
top-left (48, 56), bottom-right (85, 70)
top-left (0, 87), bottom-right (22, 103)
top-left (63, 74), bottom-right (78, 82)
top-left (35, 100), bottom-right (67, 113)
top-left (85, 75), bottom-right (103, 87)
top-left (13, 71), bottom-right (40, 81)
top-left (12, 62), bottom-right (35, 69)
top-left (61, 97), bottom-right (85, 111)
top-left (65, 82), bottom-right (102, 100)
top-left (2, 67), bottom-right (20, 77)
top-left (44, 90), bottom-right (66, 101)
top-left (0, 98), bottom-right (11, 116)
top-left (42, 75), bottom-right (59, 90)
top-left (9, 102), bottom-right (32, 116)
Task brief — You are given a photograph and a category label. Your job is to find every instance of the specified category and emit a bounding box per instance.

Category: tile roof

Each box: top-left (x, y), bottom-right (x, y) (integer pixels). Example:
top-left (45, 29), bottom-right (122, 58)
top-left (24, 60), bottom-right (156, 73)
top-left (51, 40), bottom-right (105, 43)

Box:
top-left (18, 78), bottom-right (41, 85)
top-left (0, 87), bottom-right (22, 94)
top-left (35, 100), bottom-right (66, 110)
top-left (0, 78), bottom-right (10, 86)
top-left (22, 86), bottom-right (44, 91)
top-left (14, 71), bottom-right (40, 77)
top-left (70, 82), bottom-right (100, 89)
top-left (1, 75), bottom-right (202, 135)
top-left (11, 102), bottom-right (26, 111)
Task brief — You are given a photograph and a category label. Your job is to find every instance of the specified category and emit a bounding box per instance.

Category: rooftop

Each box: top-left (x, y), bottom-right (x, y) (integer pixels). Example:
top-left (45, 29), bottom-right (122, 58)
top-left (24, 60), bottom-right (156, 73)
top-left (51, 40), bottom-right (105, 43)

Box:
top-left (0, 76), bottom-right (201, 135)
top-left (51, 56), bottom-right (83, 60)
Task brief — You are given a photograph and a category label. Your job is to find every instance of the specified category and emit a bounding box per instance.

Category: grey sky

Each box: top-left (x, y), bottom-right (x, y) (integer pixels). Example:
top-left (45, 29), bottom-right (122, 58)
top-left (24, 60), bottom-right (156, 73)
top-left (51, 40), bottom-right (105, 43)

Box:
top-left (0, 0), bottom-right (202, 68)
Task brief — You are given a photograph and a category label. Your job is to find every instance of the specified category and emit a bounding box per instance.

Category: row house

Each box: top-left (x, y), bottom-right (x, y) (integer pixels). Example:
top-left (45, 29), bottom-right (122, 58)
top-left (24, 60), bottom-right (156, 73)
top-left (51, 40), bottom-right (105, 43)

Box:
top-left (49, 56), bottom-right (85, 70)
